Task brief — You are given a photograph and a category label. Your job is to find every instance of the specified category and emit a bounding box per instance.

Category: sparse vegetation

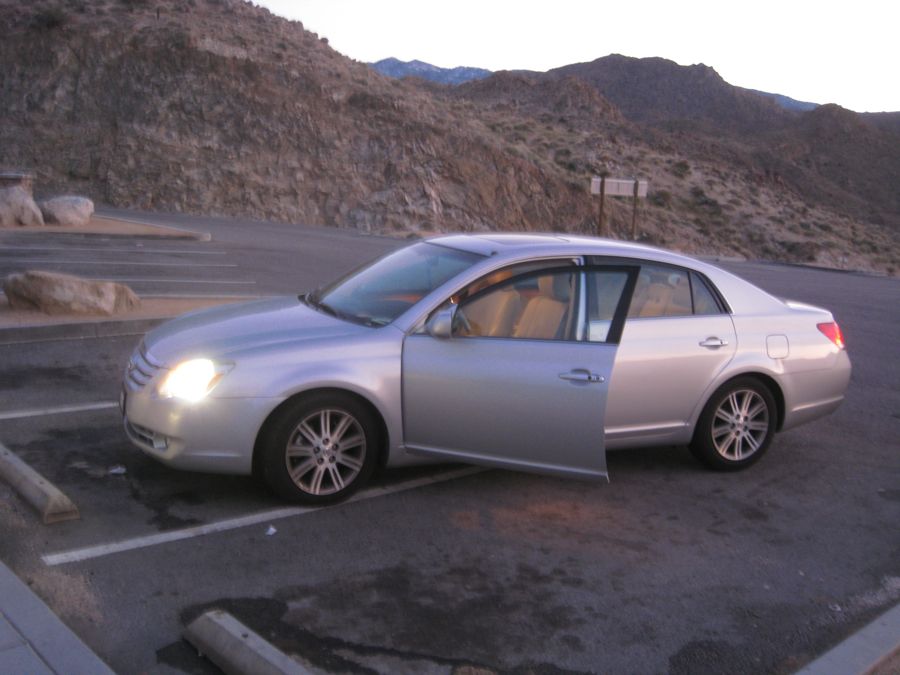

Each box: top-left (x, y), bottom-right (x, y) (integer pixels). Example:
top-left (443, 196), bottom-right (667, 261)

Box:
top-left (670, 160), bottom-right (691, 179)
top-left (30, 7), bottom-right (67, 30)
top-left (690, 186), bottom-right (723, 216)
top-left (648, 190), bottom-right (673, 209)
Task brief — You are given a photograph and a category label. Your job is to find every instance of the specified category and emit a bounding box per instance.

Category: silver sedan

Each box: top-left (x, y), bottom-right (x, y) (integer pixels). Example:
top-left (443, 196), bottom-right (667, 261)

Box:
top-left (122, 235), bottom-right (851, 503)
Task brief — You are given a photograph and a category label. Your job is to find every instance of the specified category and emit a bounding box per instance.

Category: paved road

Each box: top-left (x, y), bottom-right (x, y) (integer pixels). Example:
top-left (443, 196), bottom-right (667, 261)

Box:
top-left (0, 216), bottom-right (897, 674)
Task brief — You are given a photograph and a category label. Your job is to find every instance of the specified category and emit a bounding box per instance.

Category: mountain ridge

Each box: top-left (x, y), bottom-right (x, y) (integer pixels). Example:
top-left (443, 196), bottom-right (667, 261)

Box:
top-left (368, 55), bottom-right (853, 117)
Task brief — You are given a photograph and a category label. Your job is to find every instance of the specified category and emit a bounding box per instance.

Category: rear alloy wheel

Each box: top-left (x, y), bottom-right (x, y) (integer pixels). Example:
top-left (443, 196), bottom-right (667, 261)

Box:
top-left (690, 378), bottom-right (777, 471)
top-left (261, 393), bottom-right (379, 504)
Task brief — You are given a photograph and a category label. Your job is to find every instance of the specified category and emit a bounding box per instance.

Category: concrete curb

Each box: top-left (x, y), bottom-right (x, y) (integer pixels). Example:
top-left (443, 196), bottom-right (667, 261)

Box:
top-left (92, 214), bottom-right (212, 241)
top-left (0, 561), bottom-right (114, 675)
top-left (5, 218), bottom-right (211, 242)
top-left (0, 444), bottom-right (79, 524)
top-left (0, 317), bottom-right (167, 345)
top-left (185, 610), bottom-right (313, 675)
top-left (795, 602), bottom-right (900, 675)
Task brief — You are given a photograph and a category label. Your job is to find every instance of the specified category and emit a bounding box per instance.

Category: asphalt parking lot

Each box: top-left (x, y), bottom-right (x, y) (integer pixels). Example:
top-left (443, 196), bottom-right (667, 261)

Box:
top-left (0, 213), bottom-right (400, 298)
top-left (0, 216), bottom-right (898, 674)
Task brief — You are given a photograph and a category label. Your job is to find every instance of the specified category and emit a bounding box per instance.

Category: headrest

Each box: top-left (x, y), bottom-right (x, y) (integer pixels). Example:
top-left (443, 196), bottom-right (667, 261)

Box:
top-left (537, 273), bottom-right (571, 301)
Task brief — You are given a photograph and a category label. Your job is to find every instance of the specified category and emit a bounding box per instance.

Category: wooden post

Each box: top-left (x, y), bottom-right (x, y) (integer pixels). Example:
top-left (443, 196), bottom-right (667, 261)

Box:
top-left (630, 179), bottom-right (639, 240)
top-left (598, 176), bottom-right (606, 237)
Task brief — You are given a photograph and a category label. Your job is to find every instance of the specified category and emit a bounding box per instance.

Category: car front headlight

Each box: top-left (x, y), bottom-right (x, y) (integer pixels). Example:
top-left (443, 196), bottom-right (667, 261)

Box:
top-left (158, 358), bottom-right (233, 402)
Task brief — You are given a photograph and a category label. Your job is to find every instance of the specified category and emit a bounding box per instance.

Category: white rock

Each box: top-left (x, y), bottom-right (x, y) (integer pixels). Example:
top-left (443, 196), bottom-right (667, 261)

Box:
top-left (0, 186), bottom-right (44, 227)
top-left (3, 271), bottom-right (140, 316)
top-left (39, 195), bottom-right (95, 227)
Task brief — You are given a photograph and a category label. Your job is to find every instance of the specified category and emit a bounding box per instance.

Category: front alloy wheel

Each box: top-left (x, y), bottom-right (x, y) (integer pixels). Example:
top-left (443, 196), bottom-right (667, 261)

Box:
top-left (690, 378), bottom-right (777, 471)
top-left (261, 394), bottom-right (378, 503)
top-left (284, 408), bottom-right (366, 496)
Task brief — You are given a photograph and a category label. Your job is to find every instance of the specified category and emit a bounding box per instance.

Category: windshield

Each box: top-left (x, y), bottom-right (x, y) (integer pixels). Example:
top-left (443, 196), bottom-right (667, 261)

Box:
top-left (307, 242), bottom-right (483, 326)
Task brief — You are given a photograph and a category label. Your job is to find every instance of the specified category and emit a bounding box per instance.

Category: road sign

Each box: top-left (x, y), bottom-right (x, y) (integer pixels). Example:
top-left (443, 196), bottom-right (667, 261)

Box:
top-left (591, 177), bottom-right (648, 198)
top-left (590, 177), bottom-right (650, 239)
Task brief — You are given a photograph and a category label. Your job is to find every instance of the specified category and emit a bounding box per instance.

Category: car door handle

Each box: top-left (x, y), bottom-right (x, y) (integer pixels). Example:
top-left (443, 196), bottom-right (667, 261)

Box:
top-left (559, 370), bottom-right (605, 383)
top-left (699, 337), bottom-right (729, 348)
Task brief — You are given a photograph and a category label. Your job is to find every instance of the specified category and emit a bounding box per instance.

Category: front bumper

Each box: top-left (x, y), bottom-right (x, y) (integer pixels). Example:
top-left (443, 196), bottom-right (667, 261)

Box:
top-left (122, 385), bottom-right (282, 475)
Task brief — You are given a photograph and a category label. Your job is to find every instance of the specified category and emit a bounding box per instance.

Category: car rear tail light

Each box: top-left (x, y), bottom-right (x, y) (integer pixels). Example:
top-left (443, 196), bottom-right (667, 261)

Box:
top-left (817, 322), bottom-right (845, 349)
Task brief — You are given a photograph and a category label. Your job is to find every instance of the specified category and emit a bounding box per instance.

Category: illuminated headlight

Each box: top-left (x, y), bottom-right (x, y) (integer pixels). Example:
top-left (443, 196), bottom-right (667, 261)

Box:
top-left (158, 359), bottom-right (232, 402)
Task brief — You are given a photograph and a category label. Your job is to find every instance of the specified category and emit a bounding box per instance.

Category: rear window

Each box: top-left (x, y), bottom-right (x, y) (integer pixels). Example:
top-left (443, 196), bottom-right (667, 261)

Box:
top-left (627, 265), bottom-right (725, 318)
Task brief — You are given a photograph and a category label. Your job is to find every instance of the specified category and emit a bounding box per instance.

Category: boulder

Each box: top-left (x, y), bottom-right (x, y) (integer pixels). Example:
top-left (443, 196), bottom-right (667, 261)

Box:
top-left (0, 186), bottom-right (44, 227)
top-left (3, 271), bottom-right (140, 316)
top-left (39, 195), bottom-right (95, 227)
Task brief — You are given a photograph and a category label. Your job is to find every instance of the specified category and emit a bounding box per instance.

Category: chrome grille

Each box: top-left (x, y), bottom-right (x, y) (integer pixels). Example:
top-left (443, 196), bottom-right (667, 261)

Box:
top-left (125, 344), bottom-right (162, 391)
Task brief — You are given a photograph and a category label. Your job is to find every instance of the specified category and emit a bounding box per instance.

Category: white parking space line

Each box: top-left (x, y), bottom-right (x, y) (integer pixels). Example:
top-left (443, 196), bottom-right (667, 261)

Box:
top-left (0, 246), bottom-right (227, 255)
top-left (42, 466), bottom-right (486, 566)
top-left (11, 260), bottom-right (237, 268)
top-left (136, 293), bottom-right (262, 299)
top-left (97, 278), bottom-right (256, 285)
top-left (0, 402), bottom-right (118, 421)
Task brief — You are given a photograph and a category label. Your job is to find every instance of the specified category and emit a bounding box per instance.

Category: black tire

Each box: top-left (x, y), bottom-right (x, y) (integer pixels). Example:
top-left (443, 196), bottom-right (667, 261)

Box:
top-left (689, 377), bottom-right (777, 471)
top-left (259, 392), bottom-right (379, 504)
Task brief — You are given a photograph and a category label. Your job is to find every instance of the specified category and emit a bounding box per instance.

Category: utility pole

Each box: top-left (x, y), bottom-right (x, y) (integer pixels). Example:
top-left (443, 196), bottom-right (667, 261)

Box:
top-left (597, 177), bottom-right (606, 237)
top-left (630, 178), bottom-right (639, 240)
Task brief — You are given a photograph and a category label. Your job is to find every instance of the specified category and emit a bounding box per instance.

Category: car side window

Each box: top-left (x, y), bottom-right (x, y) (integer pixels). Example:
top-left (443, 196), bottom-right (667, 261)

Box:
top-left (585, 270), bottom-right (631, 342)
top-left (456, 268), bottom-right (578, 341)
top-left (627, 265), bottom-right (693, 318)
top-left (690, 272), bottom-right (724, 315)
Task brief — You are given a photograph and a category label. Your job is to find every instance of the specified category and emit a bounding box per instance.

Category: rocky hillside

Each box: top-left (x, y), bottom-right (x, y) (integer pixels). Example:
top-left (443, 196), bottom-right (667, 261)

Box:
top-left (0, 0), bottom-right (591, 234)
top-left (765, 105), bottom-right (900, 225)
top-left (438, 68), bottom-right (899, 273)
top-left (540, 55), bottom-right (900, 233)
top-left (1, 1), bottom-right (897, 274)
top-left (453, 72), bottom-right (625, 125)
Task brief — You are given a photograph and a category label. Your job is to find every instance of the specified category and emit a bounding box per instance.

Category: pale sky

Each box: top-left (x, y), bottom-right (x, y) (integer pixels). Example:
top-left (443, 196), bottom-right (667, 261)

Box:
top-left (256, 0), bottom-right (898, 113)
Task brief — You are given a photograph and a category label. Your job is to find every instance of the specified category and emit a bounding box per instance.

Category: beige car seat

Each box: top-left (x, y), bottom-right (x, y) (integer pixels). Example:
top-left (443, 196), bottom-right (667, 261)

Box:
top-left (461, 288), bottom-right (523, 337)
top-left (637, 283), bottom-right (674, 317)
top-left (629, 271), bottom-right (691, 318)
top-left (512, 274), bottom-right (570, 339)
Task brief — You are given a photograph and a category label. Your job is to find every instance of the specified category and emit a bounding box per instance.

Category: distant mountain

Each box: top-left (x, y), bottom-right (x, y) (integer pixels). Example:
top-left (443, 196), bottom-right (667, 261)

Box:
top-left (370, 58), bottom-right (491, 85)
top-left (550, 54), bottom-right (795, 134)
top-left (746, 89), bottom-right (818, 112)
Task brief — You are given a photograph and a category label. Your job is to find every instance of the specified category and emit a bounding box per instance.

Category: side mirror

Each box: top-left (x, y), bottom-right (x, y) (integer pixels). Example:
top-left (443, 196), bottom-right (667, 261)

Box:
top-left (425, 307), bottom-right (455, 339)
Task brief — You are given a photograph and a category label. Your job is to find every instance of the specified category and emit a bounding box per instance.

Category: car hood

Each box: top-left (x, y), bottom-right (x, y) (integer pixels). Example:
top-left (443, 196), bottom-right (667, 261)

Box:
top-left (143, 296), bottom-right (370, 365)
